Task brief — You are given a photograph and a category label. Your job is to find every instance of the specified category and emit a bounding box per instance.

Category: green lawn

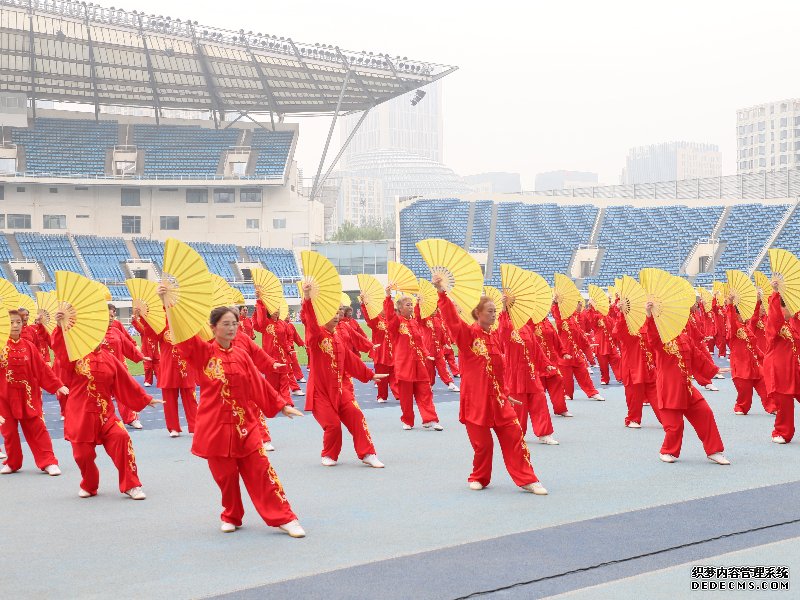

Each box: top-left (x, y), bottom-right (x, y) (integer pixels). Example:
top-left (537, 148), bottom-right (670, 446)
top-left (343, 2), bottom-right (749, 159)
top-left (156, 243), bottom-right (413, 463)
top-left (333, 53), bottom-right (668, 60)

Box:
top-left (124, 321), bottom-right (374, 376)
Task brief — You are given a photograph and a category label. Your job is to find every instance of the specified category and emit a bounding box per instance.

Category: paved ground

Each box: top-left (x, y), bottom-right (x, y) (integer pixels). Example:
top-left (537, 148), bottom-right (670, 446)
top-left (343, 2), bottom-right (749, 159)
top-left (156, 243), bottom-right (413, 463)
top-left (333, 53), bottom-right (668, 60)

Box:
top-left (4, 359), bottom-right (799, 599)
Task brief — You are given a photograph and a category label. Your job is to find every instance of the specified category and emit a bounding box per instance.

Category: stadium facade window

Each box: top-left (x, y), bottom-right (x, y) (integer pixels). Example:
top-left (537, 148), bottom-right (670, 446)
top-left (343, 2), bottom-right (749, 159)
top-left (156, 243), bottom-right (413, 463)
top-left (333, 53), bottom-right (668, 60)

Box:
top-left (75, 186), bottom-right (89, 191)
top-left (0, 214), bottom-right (4, 228)
top-left (246, 219), bottom-right (260, 230)
top-left (7, 214), bottom-right (31, 229)
top-left (216, 215), bottom-right (234, 219)
top-left (187, 215), bottom-right (206, 219)
top-left (0, 186), bottom-right (3, 200)
top-left (43, 215), bottom-right (66, 229)
top-left (160, 216), bottom-right (179, 230)
top-left (76, 215), bottom-right (90, 219)
top-left (121, 188), bottom-right (141, 206)
top-left (49, 188), bottom-right (58, 194)
top-left (213, 189), bottom-right (235, 203)
top-left (16, 187), bottom-right (25, 192)
top-left (272, 218), bottom-right (287, 229)
top-left (122, 215), bottom-right (142, 234)
top-left (240, 189), bottom-right (262, 203)
top-left (0, 158), bottom-right (14, 174)
top-left (186, 189), bottom-right (209, 203)
top-left (158, 188), bottom-right (179, 192)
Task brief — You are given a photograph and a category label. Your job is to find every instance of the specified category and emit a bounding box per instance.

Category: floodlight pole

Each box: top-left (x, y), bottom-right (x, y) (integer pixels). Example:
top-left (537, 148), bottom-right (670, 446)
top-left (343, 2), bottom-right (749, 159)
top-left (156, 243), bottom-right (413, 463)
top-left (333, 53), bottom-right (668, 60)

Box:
top-left (287, 39), bottom-right (330, 108)
top-left (242, 37), bottom-right (280, 131)
top-left (312, 106), bottom-right (372, 203)
top-left (309, 69), bottom-right (352, 204)
top-left (25, 0), bottom-right (37, 120)
top-left (188, 22), bottom-right (227, 127)
top-left (81, 4), bottom-right (102, 120)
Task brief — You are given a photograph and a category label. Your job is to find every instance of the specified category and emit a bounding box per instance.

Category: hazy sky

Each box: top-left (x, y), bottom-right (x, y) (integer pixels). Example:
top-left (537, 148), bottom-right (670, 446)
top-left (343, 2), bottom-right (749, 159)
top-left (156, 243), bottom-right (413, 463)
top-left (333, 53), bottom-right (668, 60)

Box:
top-left (130, 0), bottom-right (799, 188)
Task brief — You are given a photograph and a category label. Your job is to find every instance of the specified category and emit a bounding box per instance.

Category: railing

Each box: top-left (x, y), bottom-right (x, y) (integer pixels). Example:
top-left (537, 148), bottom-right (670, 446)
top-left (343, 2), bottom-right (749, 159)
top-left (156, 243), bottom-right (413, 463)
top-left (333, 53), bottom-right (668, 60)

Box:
top-left (0, 171), bottom-right (285, 182)
top-left (528, 168), bottom-right (800, 200)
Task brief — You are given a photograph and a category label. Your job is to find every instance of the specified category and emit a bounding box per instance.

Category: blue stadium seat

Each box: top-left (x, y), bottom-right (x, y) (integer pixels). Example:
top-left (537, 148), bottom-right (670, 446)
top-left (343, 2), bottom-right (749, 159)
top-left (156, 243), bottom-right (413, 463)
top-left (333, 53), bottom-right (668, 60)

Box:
top-left (74, 235), bottom-right (130, 282)
top-left (132, 124), bottom-right (239, 178)
top-left (248, 130), bottom-right (295, 179)
top-left (15, 232), bottom-right (85, 279)
top-left (399, 198), bottom-right (470, 278)
top-left (187, 242), bottom-right (239, 278)
top-left (244, 247), bottom-right (300, 279)
top-left (133, 238), bottom-right (165, 270)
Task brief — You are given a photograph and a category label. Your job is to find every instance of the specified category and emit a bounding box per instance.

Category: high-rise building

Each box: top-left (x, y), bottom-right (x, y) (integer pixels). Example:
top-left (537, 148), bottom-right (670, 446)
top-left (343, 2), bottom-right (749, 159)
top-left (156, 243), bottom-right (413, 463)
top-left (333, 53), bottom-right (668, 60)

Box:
top-left (621, 142), bottom-right (722, 184)
top-left (339, 81), bottom-right (443, 163)
top-left (736, 98), bottom-right (800, 174)
top-left (535, 170), bottom-right (598, 191)
top-left (464, 172), bottom-right (522, 194)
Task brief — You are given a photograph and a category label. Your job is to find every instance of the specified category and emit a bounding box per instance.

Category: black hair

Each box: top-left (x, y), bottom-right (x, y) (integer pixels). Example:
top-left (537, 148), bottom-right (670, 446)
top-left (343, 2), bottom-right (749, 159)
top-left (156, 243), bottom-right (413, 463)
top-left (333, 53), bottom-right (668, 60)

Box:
top-left (108, 304), bottom-right (117, 312)
top-left (210, 306), bottom-right (239, 326)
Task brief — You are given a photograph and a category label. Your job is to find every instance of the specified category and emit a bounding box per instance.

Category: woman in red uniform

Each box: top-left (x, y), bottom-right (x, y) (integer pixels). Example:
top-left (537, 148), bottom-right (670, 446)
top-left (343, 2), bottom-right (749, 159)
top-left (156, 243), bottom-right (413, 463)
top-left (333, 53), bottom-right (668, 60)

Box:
top-left (253, 299), bottom-right (298, 399)
top-left (433, 275), bottom-right (547, 494)
top-left (644, 302), bottom-right (729, 464)
top-left (138, 317), bottom-right (160, 389)
top-left (725, 294), bottom-right (771, 415)
top-left (498, 307), bottom-right (559, 445)
top-left (417, 305), bottom-right (460, 392)
top-left (18, 307), bottom-right (51, 364)
top-left (133, 311), bottom-right (197, 438)
top-left (766, 283), bottom-right (800, 444)
top-left (284, 315), bottom-right (306, 383)
top-left (164, 298), bottom-right (306, 537)
top-left (0, 310), bottom-right (67, 475)
top-left (531, 317), bottom-right (571, 417)
top-left (552, 303), bottom-right (603, 401)
top-left (52, 310), bottom-right (161, 499)
top-left (687, 303), bottom-right (720, 392)
top-left (612, 311), bottom-right (661, 428)
top-left (384, 289), bottom-right (442, 430)
top-left (433, 310), bottom-right (460, 378)
top-left (239, 305), bottom-right (256, 340)
top-left (104, 305), bottom-right (145, 429)
top-left (360, 296), bottom-right (399, 403)
top-left (302, 283), bottom-right (386, 468)
top-left (585, 302), bottom-right (621, 386)
top-left (711, 295), bottom-right (728, 359)
top-left (750, 293), bottom-right (768, 353)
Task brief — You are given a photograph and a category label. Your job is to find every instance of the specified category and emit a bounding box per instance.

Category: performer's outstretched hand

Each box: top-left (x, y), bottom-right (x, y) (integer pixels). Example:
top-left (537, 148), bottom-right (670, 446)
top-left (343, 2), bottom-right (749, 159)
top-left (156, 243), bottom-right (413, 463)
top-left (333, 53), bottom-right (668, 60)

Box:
top-left (282, 406), bottom-right (304, 419)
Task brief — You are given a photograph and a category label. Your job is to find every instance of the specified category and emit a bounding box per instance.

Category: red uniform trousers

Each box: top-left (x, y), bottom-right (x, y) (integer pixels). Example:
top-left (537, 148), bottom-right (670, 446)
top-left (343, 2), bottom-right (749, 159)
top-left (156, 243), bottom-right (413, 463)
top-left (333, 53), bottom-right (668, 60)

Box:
top-left (733, 377), bottom-right (771, 415)
top-left (464, 420), bottom-right (539, 487)
top-left (624, 382), bottom-right (662, 426)
top-left (312, 395), bottom-right (376, 460)
top-left (398, 379), bottom-right (439, 427)
top-left (257, 412), bottom-right (272, 444)
top-left (715, 334), bottom-right (727, 358)
top-left (266, 371), bottom-right (291, 405)
top-left (114, 398), bottom-right (138, 425)
top-left (597, 354), bottom-right (621, 384)
top-left (772, 394), bottom-right (800, 442)
top-left (427, 356), bottom-right (455, 386)
top-left (143, 359), bottom-right (159, 386)
top-left (71, 420), bottom-right (141, 494)
top-left (539, 374), bottom-right (568, 415)
top-left (561, 363), bottom-right (599, 399)
top-left (513, 392), bottom-right (554, 437)
top-left (207, 449), bottom-right (297, 527)
top-left (444, 346), bottom-right (460, 376)
top-left (287, 372), bottom-right (301, 392)
top-left (1, 416), bottom-right (58, 471)
top-left (290, 353), bottom-right (304, 381)
top-left (162, 387), bottom-right (197, 433)
top-left (694, 372), bottom-right (713, 386)
top-left (659, 391), bottom-right (724, 457)
top-left (375, 363), bottom-right (399, 401)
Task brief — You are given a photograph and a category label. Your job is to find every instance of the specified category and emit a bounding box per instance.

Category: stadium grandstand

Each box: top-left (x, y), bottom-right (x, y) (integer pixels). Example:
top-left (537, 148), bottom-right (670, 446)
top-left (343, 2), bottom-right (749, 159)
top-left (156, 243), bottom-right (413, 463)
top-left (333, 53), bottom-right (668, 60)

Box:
top-left (399, 168), bottom-right (800, 291)
top-left (0, 0), bottom-right (455, 309)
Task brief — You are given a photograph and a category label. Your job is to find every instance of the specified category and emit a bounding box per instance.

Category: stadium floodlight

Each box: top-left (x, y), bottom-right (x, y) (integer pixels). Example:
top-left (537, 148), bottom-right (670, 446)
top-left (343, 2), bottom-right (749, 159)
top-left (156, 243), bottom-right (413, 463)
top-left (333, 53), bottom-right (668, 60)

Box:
top-left (410, 90), bottom-right (426, 106)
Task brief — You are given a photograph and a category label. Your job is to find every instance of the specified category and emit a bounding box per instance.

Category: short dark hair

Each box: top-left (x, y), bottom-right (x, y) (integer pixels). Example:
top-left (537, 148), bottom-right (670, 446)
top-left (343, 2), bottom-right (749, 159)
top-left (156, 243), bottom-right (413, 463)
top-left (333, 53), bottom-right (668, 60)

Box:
top-left (210, 306), bottom-right (239, 326)
top-left (8, 309), bottom-right (21, 319)
top-left (108, 304), bottom-right (117, 312)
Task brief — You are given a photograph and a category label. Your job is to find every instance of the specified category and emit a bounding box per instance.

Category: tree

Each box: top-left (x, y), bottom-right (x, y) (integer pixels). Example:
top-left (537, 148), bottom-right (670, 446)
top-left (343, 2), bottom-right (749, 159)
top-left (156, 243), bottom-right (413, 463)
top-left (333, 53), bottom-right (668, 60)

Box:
top-left (330, 218), bottom-right (394, 241)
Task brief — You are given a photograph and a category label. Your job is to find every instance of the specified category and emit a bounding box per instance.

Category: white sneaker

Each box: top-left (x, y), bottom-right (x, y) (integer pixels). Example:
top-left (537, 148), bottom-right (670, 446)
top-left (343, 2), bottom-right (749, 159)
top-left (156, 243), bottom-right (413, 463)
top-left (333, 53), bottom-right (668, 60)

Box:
top-left (565, 396), bottom-right (572, 401)
top-left (377, 398), bottom-right (387, 403)
top-left (0, 447), bottom-right (5, 459)
top-left (521, 482), bottom-right (548, 495)
top-left (660, 454), bottom-right (677, 463)
top-left (714, 373), bottom-right (725, 379)
top-left (468, 481), bottom-right (484, 491)
top-left (143, 382), bottom-right (151, 387)
top-left (588, 368), bottom-right (595, 374)
top-left (447, 382), bottom-right (460, 392)
top-left (292, 389), bottom-right (305, 396)
top-left (169, 430), bottom-right (180, 438)
top-left (626, 422), bottom-right (642, 429)
top-left (220, 521), bottom-right (237, 533)
top-left (538, 435), bottom-right (559, 445)
top-left (557, 411), bottom-right (573, 417)
top-left (402, 424), bottom-right (413, 430)
top-left (704, 384), bottom-right (719, 391)
top-left (129, 420), bottom-right (143, 430)
top-left (361, 454), bottom-right (385, 468)
top-left (0, 465), bottom-right (13, 474)
top-left (44, 464), bottom-right (61, 476)
top-left (78, 488), bottom-right (93, 498)
top-left (60, 415), bottom-right (65, 421)
top-left (590, 394), bottom-right (605, 401)
top-left (601, 381), bottom-right (609, 386)
top-left (423, 421), bottom-right (444, 431)
top-left (707, 453), bottom-right (730, 465)
top-left (125, 486), bottom-right (147, 500)
top-left (772, 436), bottom-right (787, 444)
top-left (734, 410), bottom-right (745, 415)
top-left (298, 377), bottom-right (307, 383)
top-left (320, 456), bottom-right (337, 467)
top-left (278, 519), bottom-right (306, 538)
top-left (262, 442), bottom-right (275, 452)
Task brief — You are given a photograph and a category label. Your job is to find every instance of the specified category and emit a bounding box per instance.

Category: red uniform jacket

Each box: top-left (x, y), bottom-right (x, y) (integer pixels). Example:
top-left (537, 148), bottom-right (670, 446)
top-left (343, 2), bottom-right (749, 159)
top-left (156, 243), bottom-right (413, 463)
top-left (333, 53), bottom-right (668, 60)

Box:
top-left (726, 304), bottom-right (763, 381)
top-left (103, 320), bottom-right (144, 364)
top-left (586, 306), bottom-right (619, 358)
top-left (645, 316), bottom-right (719, 410)
top-left (339, 317), bottom-right (373, 355)
top-left (178, 335), bottom-right (286, 459)
top-left (553, 304), bottom-right (590, 367)
top-left (764, 292), bottom-right (800, 396)
top-left (749, 299), bottom-right (767, 352)
top-left (712, 298), bottom-right (727, 340)
top-left (497, 312), bottom-right (546, 395)
top-left (240, 315), bottom-right (256, 340)
top-left (0, 337), bottom-right (63, 419)
top-left (362, 304), bottom-right (393, 366)
top-left (134, 317), bottom-right (195, 389)
top-left (301, 299), bottom-right (374, 413)
top-left (253, 300), bottom-right (291, 374)
top-left (384, 295), bottom-right (430, 382)
top-left (138, 321), bottom-right (160, 362)
top-left (21, 323), bottom-right (51, 363)
top-left (532, 318), bottom-right (567, 370)
top-left (52, 327), bottom-right (152, 443)
top-left (612, 313), bottom-right (655, 386)
top-left (438, 291), bottom-right (517, 427)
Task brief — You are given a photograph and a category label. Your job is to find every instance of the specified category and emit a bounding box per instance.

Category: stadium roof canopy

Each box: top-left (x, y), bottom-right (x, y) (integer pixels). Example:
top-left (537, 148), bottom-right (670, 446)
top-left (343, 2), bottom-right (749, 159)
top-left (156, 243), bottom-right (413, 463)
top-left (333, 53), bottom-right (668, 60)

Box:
top-left (0, 0), bottom-right (457, 118)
